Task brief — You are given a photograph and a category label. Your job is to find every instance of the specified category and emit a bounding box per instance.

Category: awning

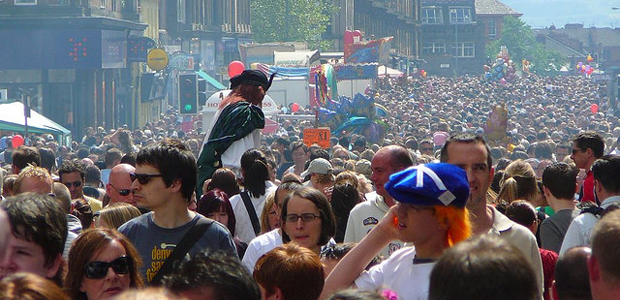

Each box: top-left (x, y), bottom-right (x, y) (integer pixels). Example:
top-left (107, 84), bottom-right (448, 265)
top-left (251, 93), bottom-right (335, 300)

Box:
top-left (274, 50), bottom-right (320, 67)
top-left (378, 65), bottom-right (404, 78)
top-left (0, 102), bottom-right (71, 135)
top-left (196, 70), bottom-right (226, 90)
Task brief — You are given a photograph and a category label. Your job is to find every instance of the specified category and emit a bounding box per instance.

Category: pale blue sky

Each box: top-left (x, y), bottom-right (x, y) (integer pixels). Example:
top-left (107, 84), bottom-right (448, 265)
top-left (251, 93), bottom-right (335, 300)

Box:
top-left (501, 0), bottom-right (620, 28)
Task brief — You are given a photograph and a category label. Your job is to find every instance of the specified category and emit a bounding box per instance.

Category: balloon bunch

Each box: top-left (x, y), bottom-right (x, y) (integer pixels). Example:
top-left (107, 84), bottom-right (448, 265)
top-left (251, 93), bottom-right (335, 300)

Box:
top-left (419, 69), bottom-right (427, 78)
top-left (483, 47), bottom-right (516, 84)
top-left (317, 93), bottom-right (386, 143)
top-left (576, 62), bottom-right (595, 76)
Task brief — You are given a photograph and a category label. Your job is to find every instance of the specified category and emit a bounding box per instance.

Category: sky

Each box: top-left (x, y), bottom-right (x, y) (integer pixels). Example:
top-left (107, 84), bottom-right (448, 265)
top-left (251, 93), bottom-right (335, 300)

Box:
top-left (500, 0), bottom-right (620, 28)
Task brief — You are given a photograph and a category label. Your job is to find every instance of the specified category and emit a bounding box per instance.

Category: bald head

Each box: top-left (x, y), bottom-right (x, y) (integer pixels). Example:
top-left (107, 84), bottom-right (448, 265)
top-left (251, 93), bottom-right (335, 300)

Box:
top-left (106, 163), bottom-right (136, 206)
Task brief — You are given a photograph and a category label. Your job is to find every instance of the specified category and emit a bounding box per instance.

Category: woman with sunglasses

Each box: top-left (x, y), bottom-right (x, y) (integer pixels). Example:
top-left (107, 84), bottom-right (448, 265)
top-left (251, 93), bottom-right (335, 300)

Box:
top-left (281, 187), bottom-right (337, 255)
top-left (65, 228), bottom-right (143, 300)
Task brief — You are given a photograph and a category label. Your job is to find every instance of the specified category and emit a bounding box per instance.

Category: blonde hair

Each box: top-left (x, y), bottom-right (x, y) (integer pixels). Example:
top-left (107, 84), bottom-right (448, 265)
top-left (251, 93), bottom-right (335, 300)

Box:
top-left (497, 160), bottom-right (538, 205)
top-left (14, 165), bottom-right (53, 194)
top-left (260, 191), bottom-right (278, 234)
top-left (98, 203), bottom-right (141, 229)
top-left (334, 171), bottom-right (360, 190)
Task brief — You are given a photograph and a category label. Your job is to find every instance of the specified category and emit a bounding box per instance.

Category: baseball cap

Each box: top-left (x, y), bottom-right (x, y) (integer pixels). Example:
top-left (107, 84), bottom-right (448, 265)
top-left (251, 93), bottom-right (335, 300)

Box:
top-left (300, 158), bottom-right (333, 178)
top-left (385, 163), bottom-right (469, 208)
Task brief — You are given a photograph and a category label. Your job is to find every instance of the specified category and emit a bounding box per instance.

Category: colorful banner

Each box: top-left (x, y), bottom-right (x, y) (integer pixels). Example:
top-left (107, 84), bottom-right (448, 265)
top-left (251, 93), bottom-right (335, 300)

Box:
top-left (344, 35), bottom-right (394, 64)
top-left (334, 64), bottom-right (378, 80)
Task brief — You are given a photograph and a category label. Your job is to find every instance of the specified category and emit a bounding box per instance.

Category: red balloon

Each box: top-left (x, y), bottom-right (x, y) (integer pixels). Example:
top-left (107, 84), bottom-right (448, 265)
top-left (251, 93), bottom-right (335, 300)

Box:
top-left (291, 103), bottom-right (300, 112)
top-left (590, 103), bottom-right (599, 114)
top-left (228, 61), bottom-right (245, 77)
top-left (11, 135), bottom-right (24, 148)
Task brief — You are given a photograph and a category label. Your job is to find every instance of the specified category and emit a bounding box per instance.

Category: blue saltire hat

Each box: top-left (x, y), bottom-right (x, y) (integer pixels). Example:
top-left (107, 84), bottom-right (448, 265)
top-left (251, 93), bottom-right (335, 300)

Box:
top-left (385, 163), bottom-right (469, 208)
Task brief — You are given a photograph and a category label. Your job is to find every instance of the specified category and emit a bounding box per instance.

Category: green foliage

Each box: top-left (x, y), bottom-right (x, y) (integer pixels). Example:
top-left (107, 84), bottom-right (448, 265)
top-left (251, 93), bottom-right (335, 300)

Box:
top-left (250, 0), bottom-right (336, 50)
top-left (486, 16), bottom-right (566, 76)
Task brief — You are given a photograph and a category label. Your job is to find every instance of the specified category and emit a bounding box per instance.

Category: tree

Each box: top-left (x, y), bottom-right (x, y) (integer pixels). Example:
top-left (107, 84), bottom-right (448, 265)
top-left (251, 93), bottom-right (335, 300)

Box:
top-left (486, 16), bottom-right (566, 76)
top-left (250, 0), bottom-right (337, 50)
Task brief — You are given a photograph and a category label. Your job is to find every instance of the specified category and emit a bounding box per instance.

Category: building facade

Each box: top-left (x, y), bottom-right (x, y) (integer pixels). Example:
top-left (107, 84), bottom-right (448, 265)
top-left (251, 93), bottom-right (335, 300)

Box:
top-left (0, 0), bottom-right (157, 138)
top-left (158, 0), bottom-right (252, 82)
top-left (418, 0), bottom-right (486, 76)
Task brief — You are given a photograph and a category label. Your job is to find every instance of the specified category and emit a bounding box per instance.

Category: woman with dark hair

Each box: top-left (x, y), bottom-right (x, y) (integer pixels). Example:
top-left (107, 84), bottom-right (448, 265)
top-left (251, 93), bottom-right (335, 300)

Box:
top-left (281, 187), bottom-right (337, 255)
top-left (330, 183), bottom-right (361, 243)
top-left (65, 228), bottom-right (143, 300)
top-left (204, 167), bottom-right (241, 198)
top-left (196, 189), bottom-right (247, 258)
top-left (229, 149), bottom-right (278, 244)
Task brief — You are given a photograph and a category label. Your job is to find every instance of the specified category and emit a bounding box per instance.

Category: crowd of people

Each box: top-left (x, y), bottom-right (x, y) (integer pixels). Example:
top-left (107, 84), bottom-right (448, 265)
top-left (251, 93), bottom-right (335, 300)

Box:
top-left (0, 72), bottom-right (620, 300)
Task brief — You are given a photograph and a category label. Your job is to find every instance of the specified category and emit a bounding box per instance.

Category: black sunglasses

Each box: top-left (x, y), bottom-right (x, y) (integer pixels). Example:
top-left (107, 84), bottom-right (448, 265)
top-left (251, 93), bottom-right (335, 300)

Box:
top-left (84, 256), bottom-right (132, 279)
top-left (63, 181), bottom-right (82, 188)
top-left (130, 173), bottom-right (162, 185)
top-left (109, 184), bottom-right (131, 196)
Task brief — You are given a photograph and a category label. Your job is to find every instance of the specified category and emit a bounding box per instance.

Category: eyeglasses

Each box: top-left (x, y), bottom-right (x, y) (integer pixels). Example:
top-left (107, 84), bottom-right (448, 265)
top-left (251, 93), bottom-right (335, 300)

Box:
top-left (337, 156), bottom-right (349, 160)
top-left (110, 184), bottom-right (131, 196)
top-left (285, 213), bottom-right (321, 223)
top-left (420, 147), bottom-right (434, 152)
top-left (572, 148), bottom-right (583, 154)
top-left (84, 256), bottom-right (132, 279)
top-left (130, 173), bottom-right (162, 185)
top-left (63, 181), bottom-right (82, 188)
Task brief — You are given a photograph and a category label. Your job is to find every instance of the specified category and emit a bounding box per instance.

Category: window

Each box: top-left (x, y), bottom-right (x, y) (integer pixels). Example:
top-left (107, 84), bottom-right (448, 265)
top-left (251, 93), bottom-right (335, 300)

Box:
top-left (453, 42), bottom-right (475, 57)
top-left (449, 7), bottom-right (472, 24)
top-left (422, 7), bottom-right (443, 24)
top-left (177, 0), bottom-right (186, 23)
top-left (487, 20), bottom-right (497, 38)
top-left (422, 42), bottom-right (446, 54)
top-left (14, 0), bottom-right (37, 5)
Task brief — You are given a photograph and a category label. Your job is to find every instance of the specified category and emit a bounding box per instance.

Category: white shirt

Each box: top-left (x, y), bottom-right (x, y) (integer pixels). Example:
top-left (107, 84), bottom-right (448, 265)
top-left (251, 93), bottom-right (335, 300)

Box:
top-left (230, 182), bottom-right (278, 244)
top-left (344, 192), bottom-right (404, 258)
top-left (200, 101), bottom-right (262, 176)
top-left (355, 247), bottom-right (434, 300)
top-left (488, 205), bottom-right (544, 294)
top-left (560, 195), bottom-right (620, 254)
top-left (242, 229), bottom-right (283, 272)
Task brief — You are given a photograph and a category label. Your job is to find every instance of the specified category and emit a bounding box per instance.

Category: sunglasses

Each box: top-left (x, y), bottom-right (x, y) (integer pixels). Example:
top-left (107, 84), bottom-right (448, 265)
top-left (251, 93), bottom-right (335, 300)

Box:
top-left (130, 173), bottom-right (162, 185)
top-left (63, 181), bottom-right (82, 188)
top-left (109, 184), bottom-right (131, 196)
top-left (84, 256), bottom-right (132, 279)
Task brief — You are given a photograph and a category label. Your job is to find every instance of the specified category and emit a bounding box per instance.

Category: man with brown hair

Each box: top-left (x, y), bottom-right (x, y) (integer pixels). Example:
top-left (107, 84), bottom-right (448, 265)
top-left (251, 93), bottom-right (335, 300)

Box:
top-left (588, 210), bottom-right (620, 300)
top-left (11, 146), bottom-right (40, 174)
top-left (440, 133), bottom-right (544, 293)
top-left (58, 159), bottom-right (102, 213)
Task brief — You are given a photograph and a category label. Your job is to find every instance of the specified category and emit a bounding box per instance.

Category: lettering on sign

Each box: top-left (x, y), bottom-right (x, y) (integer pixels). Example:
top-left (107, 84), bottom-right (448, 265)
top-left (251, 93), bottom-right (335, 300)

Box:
top-left (303, 128), bottom-right (331, 149)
